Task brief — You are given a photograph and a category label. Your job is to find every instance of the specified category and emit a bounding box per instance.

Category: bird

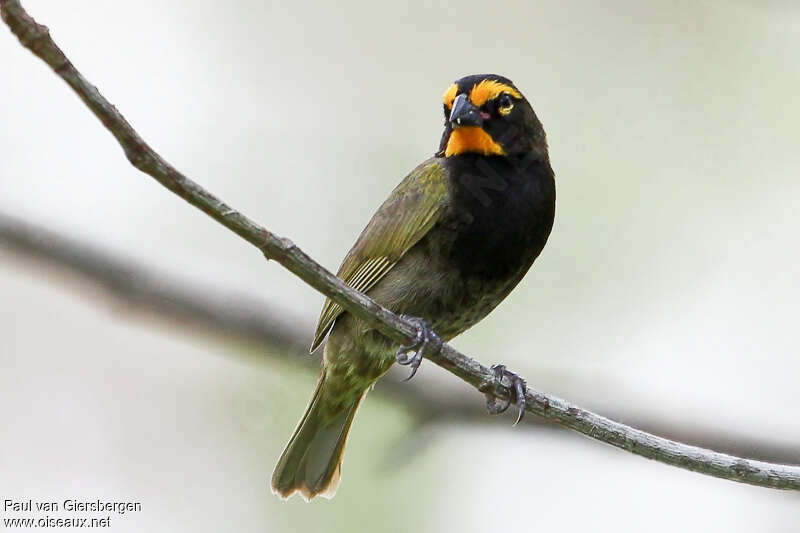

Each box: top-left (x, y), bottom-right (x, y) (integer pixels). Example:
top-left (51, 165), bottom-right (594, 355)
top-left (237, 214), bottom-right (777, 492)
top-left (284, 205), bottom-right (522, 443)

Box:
top-left (271, 74), bottom-right (556, 501)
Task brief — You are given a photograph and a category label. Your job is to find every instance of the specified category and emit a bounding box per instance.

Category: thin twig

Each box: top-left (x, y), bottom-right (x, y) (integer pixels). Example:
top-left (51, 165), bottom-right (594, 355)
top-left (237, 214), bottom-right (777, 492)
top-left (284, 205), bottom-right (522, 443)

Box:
top-left (2, 0), bottom-right (799, 490)
top-left (4, 212), bottom-right (800, 466)
top-left (0, 211), bottom-right (513, 425)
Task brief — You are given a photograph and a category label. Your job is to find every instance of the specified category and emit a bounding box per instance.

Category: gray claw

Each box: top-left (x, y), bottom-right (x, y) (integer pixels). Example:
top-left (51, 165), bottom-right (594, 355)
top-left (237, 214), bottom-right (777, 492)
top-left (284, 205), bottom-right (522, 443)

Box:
top-left (485, 364), bottom-right (527, 426)
top-left (395, 316), bottom-right (442, 381)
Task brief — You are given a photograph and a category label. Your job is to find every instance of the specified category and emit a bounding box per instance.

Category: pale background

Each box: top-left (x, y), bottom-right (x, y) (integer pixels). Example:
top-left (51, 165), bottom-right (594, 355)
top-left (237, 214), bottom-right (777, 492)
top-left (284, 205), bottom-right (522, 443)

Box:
top-left (2, 1), bottom-right (800, 531)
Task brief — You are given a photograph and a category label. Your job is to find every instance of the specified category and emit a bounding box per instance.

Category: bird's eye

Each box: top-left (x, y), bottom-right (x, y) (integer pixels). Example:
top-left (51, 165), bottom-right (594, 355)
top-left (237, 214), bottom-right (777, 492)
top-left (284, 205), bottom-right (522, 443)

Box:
top-left (497, 93), bottom-right (514, 115)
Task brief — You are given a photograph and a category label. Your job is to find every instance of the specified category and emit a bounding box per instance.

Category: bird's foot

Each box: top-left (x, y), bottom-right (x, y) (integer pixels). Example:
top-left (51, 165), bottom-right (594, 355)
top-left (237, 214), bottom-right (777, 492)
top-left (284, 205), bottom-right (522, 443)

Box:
top-left (395, 315), bottom-right (442, 382)
top-left (485, 364), bottom-right (527, 426)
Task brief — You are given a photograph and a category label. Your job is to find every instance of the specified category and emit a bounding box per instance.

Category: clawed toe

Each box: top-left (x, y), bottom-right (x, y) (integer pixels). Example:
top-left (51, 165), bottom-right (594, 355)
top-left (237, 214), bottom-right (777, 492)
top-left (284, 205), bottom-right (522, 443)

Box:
top-left (395, 316), bottom-right (442, 381)
top-left (485, 364), bottom-right (527, 426)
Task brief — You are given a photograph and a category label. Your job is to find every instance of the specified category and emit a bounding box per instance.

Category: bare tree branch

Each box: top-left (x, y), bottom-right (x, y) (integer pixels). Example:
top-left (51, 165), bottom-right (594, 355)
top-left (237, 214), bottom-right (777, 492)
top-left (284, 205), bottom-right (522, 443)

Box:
top-left (4, 212), bottom-right (800, 467)
top-left (0, 213), bottom-right (309, 354)
top-left (3, 0), bottom-right (799, 490)
top-left (0, 211), bottom-right (513, 425)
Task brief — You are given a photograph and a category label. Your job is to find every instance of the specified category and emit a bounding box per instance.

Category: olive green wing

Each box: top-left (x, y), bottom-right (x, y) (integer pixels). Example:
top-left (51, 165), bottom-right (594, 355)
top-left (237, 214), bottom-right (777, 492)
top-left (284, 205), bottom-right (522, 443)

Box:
top-left (310, 158), bottom-right (449, 352)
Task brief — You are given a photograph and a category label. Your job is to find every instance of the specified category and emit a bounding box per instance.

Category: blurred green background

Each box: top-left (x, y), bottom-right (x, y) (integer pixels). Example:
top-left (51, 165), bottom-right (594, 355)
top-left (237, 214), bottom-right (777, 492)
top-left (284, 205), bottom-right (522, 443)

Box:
top-left (2, 1), bottom-right (800, 531)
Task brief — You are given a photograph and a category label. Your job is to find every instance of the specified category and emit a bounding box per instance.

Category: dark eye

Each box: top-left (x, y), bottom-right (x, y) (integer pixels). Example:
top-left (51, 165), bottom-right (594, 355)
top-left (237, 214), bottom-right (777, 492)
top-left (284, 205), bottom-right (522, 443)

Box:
top-left (497, 93), bottom-right (514, 115)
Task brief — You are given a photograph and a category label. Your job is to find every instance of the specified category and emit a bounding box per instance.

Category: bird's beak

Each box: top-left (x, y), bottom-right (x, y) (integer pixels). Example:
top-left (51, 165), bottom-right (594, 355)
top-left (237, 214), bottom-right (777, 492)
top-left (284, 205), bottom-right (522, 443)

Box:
top-left (449, 93), bottom-right (483, 128)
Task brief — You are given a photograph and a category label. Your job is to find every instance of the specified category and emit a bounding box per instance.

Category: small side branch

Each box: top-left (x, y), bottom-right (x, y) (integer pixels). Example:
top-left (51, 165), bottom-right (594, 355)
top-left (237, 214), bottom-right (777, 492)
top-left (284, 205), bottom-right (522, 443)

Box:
top-left (2, 0), bottom-right (799, 490)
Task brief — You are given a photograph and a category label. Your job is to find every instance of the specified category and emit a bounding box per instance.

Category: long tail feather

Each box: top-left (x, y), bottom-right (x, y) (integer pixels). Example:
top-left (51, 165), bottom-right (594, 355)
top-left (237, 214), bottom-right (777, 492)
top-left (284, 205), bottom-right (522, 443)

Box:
top-left (271, 372), bottom-right (363, 501)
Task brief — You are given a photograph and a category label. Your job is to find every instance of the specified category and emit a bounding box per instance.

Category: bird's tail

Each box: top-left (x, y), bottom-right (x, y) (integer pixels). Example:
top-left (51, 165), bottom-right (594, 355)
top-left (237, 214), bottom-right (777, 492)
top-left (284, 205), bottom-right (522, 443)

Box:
top-left (271, 371), bottom-right (364, 501)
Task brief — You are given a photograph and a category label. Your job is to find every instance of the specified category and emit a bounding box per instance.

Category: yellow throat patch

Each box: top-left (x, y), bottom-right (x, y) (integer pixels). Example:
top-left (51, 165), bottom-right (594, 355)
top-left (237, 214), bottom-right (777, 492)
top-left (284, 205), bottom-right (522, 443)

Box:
top-left (444, 127), bottom-right (505, 157)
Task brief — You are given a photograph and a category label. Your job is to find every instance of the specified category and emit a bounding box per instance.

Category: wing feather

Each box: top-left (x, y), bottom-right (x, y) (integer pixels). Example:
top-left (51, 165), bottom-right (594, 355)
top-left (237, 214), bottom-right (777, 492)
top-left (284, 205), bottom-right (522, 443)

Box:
top-left (310, 158), bottom-right (448, 351)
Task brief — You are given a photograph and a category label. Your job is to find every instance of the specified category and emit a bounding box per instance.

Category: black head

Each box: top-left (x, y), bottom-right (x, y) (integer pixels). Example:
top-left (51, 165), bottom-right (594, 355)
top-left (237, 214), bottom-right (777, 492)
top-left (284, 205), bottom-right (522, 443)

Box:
top-left (437, 74), bottom-right (547, 160)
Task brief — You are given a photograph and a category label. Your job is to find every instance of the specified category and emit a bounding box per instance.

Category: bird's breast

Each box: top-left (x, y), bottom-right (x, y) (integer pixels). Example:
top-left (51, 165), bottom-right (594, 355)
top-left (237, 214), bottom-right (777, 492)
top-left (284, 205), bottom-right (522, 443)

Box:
top-left (442, 155), bottom-right (555, 284)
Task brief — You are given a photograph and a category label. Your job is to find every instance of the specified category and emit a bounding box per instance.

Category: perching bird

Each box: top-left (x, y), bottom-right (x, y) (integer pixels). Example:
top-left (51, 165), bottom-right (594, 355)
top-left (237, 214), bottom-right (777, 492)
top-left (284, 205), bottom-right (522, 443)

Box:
top-left (271, 74), bottom-right (556, 500)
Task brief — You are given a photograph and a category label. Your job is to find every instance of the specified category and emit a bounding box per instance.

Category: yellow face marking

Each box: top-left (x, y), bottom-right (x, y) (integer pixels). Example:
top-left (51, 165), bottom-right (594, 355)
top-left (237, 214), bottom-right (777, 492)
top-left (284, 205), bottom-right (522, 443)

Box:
top-left (442, 84), bottom-right (458, 109)
top-left (445, 126), bottom-right (505, 157)
top-left (441, 78), bottom-right (521, 156)
top-left (468, 80), bottom-right (522, 107)
top-left (498, 101), bottom-right (514, 116)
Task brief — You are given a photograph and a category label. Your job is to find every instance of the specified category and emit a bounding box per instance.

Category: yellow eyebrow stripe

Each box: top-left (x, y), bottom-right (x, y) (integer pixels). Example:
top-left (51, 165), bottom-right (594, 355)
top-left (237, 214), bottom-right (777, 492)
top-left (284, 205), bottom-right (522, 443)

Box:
top-left (469, 80), bottom-right (522, 107)
top-left (442, 84), bottom-right (458, 109)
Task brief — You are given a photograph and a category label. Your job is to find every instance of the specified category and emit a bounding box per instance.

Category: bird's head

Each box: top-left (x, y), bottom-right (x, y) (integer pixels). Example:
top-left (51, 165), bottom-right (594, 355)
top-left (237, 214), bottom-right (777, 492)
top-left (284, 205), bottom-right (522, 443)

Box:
top-left (437, 74), bottom-right (547, 160)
